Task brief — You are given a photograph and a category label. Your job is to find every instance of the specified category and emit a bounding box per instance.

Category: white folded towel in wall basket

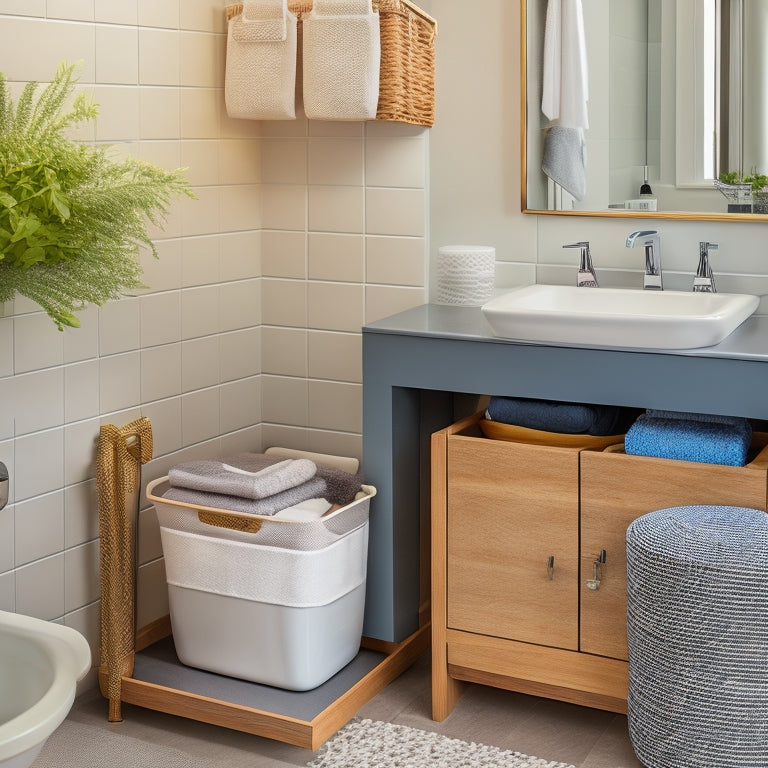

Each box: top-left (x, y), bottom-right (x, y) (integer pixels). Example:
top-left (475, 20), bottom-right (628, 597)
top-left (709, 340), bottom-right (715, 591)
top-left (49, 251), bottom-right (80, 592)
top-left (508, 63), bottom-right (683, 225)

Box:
top-left (225, 0), bottom-right (298, 120)
top-left (302, 0), bottom-right (381, 120)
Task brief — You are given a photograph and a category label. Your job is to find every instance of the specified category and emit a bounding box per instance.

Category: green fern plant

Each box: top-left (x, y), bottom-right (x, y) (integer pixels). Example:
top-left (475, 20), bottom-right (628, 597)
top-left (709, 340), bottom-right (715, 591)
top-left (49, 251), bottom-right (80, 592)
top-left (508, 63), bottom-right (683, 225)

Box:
top-left (0, 62), bottom-right (194, 329)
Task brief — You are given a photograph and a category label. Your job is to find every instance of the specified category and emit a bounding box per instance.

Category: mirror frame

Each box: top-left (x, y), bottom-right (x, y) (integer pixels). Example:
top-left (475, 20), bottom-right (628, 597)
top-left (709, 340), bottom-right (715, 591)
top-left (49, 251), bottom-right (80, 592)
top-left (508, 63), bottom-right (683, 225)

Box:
top-left (519, 1), bottom-right (768, 222)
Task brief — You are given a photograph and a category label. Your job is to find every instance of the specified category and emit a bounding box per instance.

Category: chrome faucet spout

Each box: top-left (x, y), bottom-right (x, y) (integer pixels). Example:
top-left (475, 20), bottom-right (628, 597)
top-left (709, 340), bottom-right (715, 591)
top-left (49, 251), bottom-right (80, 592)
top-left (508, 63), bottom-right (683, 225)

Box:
top-left (626, 230), bottom-right (662, 290)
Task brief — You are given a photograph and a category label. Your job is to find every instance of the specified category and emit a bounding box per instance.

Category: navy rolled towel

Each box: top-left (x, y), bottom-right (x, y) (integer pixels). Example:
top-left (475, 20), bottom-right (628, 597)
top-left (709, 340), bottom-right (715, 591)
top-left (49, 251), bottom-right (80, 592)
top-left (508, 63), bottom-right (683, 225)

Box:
top-left (486, 396), bottom-right (638, 436)
top-left (624, 414), bottom-right (752, 466)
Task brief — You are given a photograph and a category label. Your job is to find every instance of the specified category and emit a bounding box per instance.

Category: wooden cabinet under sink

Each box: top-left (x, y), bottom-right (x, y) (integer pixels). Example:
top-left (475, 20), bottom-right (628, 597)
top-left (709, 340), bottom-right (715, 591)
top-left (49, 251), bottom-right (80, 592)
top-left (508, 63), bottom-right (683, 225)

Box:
top-left (431, 413), bottom-right (768, 721)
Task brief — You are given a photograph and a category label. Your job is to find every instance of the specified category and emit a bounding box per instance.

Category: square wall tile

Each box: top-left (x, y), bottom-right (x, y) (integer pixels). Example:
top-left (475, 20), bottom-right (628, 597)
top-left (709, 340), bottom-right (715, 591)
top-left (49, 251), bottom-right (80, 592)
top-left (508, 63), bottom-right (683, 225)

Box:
top-left (180, 30), bottom-right (219, 87)
top-left (365, 285), bottom-right (425, 324)
top-left (14, 312), bottom-right (64, 373)
top-left (181, 235), bottom-right (220, 287)
top-left (140, 396), bottom-right (182, 458)
top-left (0, 505), bottom-right (13, 574)
top-left (180, 186), bottom-right (221, 237)
top-left (181, 0), bottom-right (225, 32)
top-left (63, 306), bottom-right (99, 364)
top-left (220, 231), bottom-right (261, 282)
top-left (0, 318), bottom-right (12, 377)
top-left (261, 279), bottom-right (307, 328)
top-left (220, 377), bottom-right (261, 434)
top-left (365, 136), bottom-right (426, 188)
top-left (138, 0), bottom-right (179, 29)
top-left (366, 236), bottom-right (426, 286)
top-left (180, 88), bottom-right (220, 139)
top-left (220, 279), bottom-right (261, 332)
top-left (220, 140), bottom-right (261, 185)
top-left (261, 231), bottom-right (306, 279)
top-left (99, 297), bottom-right (140, 356)
top-left (16, 553), bottom-right (65, 620)
top-left (0, 572), bottom-right (14, 612)
top-left (65, 540), bottom-right (100, 613)
top-left (308, 138), bottom-right (363, 185)
top-left (15, 491), bottom-right (64, 566)
top-left (93, 86), bottom-right (141, 141)
top-left (138, 505), bottom-right (162, 565)
top-left (308, 380), bottom-right (362, 432)
top-left (96, 24), bottom-right (139, 84)
top-left (308, 234), bottom-right (364, 282)
top-left (181, 387), bottom-right (220, 446)
top-left (47, 0), bottom-right (93, 20)
top-left (140, 87), bottom-right (181, 140)
top-left (220, 328), bottom-right (261, 382)
top-left (307, 283), bottom-right (364, 332)
top-left (181, 284), bottom-right (220, 340)
top-left (65, 361), bottom-right (100, 423)
top-left (180, 139), bottom-right (220, 186)
top-left (308, 331), bottom-right (362, 383)
top-left (140, 291), bottom-right (181, 347)
top-left (308, 186), bottom-right (364, 234)
top-left (141, 238), bottom-right (183, 293)
top-left (14, 428), bottom-right (64, 501)
top-left (262, 327), bottom-right (307, 377)
top-left (365, 188), bottom-right (425, 237)
top-left (219, 184), bottom-right (261, 232)
top-left (305, 429), bottom-right (361, 462)
top-left (12, 368), bottom-right (64, 436)
top-left (139, 28), bottom-right (180, 86)
top-left (261, 376), bottom-right (308, 426)
top-left (64, 480), bottom-right (98, 549)
top-left (95, 0), bottom-right (137, 24)
top-left (261, 184), bottom-right (307, 231)
top-left (0, 0), bottom-right (45, 14)
top-left (0, 380), bottom-right (13, 441)
top-left (99, 352), bottom-right (141, 414)
top-left (140, 342), bottom-right (182, 402)
top-left (261, 139), bottom-right (307, 184)
top-left (181, 336), bottom-right (220, 392)
top-left (64, 418), bottom-right (101, 486)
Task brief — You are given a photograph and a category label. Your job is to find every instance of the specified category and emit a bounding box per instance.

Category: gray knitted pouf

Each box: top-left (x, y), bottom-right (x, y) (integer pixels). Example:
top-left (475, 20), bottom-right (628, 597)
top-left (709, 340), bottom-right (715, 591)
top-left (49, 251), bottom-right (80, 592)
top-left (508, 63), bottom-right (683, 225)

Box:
top-left (626, 505), bottom-right (768, 768)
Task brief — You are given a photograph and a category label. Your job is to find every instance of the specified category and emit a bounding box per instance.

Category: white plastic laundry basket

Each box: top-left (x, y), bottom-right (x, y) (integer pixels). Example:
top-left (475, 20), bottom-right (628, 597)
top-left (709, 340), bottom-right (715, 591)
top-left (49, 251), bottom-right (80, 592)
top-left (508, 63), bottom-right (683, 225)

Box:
top-left (147, 477), bottom-right (375, 690)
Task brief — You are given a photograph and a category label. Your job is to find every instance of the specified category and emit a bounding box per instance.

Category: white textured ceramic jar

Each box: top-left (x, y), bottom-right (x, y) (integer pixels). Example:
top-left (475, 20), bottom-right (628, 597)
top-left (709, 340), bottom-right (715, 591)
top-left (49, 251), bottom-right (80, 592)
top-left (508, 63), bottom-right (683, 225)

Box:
top-left (434, 245), bottom-right (496, 306)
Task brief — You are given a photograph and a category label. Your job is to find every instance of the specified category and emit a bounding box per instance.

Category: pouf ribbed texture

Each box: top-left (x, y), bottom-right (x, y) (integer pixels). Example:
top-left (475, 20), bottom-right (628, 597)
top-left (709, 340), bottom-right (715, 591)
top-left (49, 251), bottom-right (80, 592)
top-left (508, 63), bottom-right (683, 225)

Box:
top-left (626, 505), bottom-right (768, 768)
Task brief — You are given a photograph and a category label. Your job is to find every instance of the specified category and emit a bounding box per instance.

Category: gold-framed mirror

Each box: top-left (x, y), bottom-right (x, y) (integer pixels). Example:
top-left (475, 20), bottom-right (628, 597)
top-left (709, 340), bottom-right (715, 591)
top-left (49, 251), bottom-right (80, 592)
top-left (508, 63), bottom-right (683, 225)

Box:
top-left (522, 0), bottom-right (768, 221)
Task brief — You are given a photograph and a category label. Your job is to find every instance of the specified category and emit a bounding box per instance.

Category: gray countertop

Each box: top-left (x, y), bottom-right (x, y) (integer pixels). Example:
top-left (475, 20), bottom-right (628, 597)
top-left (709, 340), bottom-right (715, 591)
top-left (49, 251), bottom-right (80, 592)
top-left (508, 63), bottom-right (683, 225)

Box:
top-left (363, 304), bottom-right (768, 362)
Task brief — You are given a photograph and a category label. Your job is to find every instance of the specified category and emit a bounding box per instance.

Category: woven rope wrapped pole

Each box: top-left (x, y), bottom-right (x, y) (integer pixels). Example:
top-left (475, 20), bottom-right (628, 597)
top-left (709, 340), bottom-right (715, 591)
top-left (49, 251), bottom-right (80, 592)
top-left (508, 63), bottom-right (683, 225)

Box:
top-left (96, 418), bottom-right (153, 722)
top-left (626, 505), bottom-right (768, 768)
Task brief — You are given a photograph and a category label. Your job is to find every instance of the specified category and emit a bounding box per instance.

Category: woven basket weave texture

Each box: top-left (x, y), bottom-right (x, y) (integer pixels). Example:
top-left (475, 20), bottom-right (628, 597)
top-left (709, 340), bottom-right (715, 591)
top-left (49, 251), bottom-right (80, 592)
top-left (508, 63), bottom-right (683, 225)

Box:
top-left (226, 0), bottom-right (436, 126)
top-left (626, 505), bottom-right (768, 768)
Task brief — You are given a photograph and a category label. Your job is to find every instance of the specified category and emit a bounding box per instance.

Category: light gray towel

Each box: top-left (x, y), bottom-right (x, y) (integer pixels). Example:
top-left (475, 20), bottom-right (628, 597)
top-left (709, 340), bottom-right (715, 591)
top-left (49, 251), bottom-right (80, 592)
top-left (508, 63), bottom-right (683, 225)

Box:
top-left (162, 475), bottom-right (328, 516)
top-left (169, 457), bottom-right (316, 500)
top-left (542, 124), bottom-right (586, 201)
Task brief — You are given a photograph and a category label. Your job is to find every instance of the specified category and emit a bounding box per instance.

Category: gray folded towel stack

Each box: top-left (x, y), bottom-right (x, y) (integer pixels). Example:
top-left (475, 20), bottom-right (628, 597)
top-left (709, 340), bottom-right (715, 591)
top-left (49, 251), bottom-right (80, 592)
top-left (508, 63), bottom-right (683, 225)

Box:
top-left (164, 452), bottom-right (364, 516)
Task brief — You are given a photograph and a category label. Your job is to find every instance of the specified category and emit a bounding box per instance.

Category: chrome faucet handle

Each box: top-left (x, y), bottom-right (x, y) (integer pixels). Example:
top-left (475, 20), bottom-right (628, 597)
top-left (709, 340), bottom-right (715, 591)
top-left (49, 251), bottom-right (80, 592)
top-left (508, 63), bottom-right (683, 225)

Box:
top-left (693, 241), bottom-right (718, 292)
top-left (563, 241), bottom-right (599, 287)
top-left (626, 230), bottom-right (662, 290)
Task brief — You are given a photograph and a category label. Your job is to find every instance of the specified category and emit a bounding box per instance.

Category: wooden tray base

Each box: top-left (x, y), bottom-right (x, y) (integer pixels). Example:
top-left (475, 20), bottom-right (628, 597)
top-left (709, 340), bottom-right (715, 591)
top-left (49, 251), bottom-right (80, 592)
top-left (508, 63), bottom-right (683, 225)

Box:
top-left (102, 619), bottom-right (430, 750)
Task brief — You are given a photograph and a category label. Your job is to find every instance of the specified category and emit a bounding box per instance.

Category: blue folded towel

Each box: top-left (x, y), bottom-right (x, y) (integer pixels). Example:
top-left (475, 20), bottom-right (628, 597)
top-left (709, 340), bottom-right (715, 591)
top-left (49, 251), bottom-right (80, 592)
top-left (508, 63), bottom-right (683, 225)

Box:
top-left (486, 396), bottom-right (638, 436)
top-left (624, 414), bottom-right (752, 466)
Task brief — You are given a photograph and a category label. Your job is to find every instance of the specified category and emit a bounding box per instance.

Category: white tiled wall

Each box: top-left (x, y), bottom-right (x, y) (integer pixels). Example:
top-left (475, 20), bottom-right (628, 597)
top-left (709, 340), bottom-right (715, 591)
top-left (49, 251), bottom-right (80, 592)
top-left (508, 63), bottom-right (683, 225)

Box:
top-left (0, 0), bottom-right (428, 689)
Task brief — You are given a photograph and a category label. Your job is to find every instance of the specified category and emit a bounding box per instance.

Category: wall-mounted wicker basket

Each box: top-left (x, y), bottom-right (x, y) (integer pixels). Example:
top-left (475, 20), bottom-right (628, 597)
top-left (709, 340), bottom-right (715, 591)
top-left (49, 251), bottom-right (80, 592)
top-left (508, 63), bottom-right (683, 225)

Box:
top-left (225, 0), bottom-right (437, 127)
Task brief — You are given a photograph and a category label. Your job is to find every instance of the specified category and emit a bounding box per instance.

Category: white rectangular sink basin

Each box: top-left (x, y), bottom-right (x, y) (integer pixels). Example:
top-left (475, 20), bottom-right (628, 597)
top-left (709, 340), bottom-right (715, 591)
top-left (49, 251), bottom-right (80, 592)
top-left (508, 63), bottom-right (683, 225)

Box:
top-left (481, 285), bottom-right (759, 349)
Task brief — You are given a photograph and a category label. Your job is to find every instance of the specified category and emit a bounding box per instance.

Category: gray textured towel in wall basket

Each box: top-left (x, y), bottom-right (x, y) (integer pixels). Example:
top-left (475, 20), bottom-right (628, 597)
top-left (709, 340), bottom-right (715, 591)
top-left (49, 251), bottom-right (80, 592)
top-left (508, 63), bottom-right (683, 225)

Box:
top-left (625, 505), bottom-right (768, 768)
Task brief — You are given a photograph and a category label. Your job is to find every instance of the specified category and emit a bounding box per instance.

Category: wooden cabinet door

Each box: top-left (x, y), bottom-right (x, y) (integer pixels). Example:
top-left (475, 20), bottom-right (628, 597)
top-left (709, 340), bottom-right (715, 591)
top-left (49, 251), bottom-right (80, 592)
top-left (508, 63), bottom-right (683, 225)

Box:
top-left (446, 435), bottom-right (579, 650)
top-left (580, 449), bottom-right (768, 661)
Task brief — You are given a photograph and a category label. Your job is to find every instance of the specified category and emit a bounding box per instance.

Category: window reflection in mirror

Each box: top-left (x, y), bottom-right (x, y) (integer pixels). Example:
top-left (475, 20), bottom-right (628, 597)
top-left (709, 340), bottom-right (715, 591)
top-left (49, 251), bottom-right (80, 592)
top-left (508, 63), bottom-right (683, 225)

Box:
top-left (523, 0), bottom-right (768, 219)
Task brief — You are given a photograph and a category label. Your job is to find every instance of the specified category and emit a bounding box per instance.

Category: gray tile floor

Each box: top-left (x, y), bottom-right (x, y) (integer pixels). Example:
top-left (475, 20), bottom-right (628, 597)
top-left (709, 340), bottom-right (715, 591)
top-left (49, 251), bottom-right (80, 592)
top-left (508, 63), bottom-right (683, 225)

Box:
top-left (58, 653), bottom-right (642, 767)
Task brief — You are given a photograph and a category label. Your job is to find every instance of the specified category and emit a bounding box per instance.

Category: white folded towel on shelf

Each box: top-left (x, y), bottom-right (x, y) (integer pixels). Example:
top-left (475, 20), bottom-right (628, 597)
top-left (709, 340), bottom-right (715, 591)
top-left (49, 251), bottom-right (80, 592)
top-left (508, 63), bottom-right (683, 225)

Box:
top-left (302, 0), bottom-right (381, 120)
top-left (225, 0), bottom-right (298, 120)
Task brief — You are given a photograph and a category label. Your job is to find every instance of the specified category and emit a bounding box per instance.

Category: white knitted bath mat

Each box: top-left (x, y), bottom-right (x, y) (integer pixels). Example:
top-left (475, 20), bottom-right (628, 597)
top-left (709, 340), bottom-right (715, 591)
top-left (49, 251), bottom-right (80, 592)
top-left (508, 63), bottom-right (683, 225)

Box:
top-left (307, 719), bottom-right (576, 768)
